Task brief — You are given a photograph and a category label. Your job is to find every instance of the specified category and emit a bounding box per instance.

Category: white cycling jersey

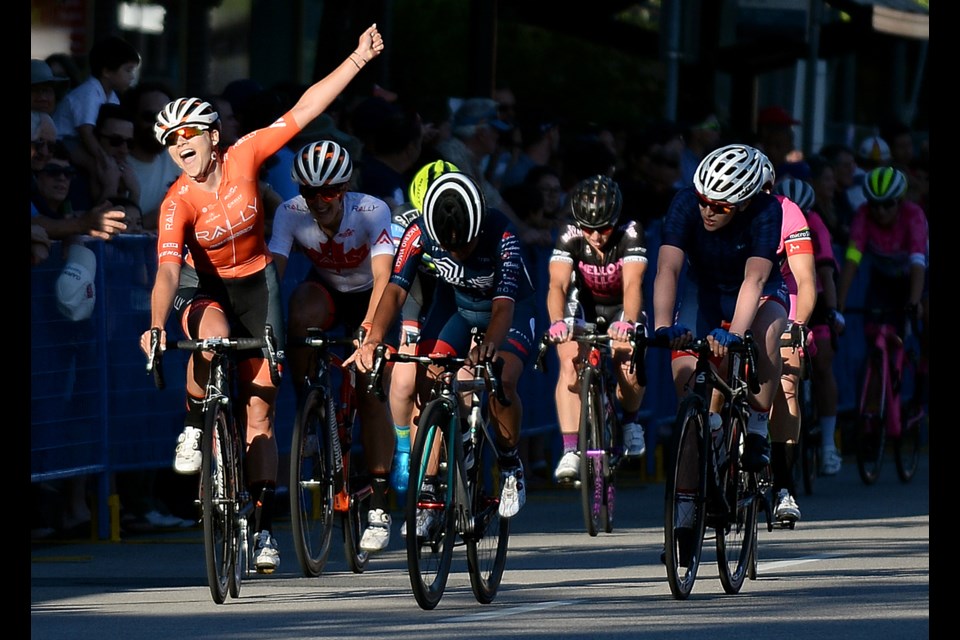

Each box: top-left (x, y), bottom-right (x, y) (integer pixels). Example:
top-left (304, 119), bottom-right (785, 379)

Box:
top-left (268, 191), bottom-right (395, 293)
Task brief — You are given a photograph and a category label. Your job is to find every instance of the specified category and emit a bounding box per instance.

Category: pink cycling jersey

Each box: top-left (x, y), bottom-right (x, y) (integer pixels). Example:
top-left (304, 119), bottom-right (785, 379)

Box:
top-left (845, 200), bottom-right (928, 279)
top-left (775, 194), bottom-right (814, 320)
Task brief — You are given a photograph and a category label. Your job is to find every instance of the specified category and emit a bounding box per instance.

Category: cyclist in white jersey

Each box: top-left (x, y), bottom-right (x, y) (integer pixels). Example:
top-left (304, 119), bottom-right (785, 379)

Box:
top-left (268, 140), bottom-right (400, 554)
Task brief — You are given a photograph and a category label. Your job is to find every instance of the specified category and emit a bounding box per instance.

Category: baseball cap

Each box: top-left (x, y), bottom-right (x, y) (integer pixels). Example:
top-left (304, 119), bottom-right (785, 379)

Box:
top-left (32, 59), bottom-right (68, 85)
top-left (55, 244), bottom-right (97, 321)
top-left (757, 105), bottom-right (800, 127)
top-left (452, 98), bottom-right (511, 132)
top-left (858, 135), bottom-right (892, 162)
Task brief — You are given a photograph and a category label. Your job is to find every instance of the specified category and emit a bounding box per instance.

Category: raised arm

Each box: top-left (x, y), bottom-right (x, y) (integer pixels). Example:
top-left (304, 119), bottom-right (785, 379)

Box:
top-left (288, 24), bottom-right (385, 130)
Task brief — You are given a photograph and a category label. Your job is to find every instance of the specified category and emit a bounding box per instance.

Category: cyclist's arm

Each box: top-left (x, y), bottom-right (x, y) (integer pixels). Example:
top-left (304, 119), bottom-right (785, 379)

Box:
top-left (836, 252), bottom-right (860, 314)
top-left (787, 251), bottom-right (817, 325)
top-left (363, 253), bottom-right (394, 329)
top-left (652, 244), bottom-right (684, 330)
top-left (546, 259), bottom-right (574, 324)
top-left (908, 262), bottom-right (924, 308)
top-left (621, 258), bottom-right (646, 325)
top-left (288, 25), bottom-right (382, 129)
top-left (728, 256), bottom-right (771, 337)
top-left (479, 297), bottom-right (515, 361)
top-left (140, 261), bottom-right (180, 355)
top-left (271, 253), bottom-right (289, 282)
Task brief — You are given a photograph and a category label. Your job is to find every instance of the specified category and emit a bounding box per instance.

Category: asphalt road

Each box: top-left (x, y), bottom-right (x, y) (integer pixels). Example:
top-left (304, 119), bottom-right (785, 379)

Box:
top-left (31, 451), bottom-right (930, 640)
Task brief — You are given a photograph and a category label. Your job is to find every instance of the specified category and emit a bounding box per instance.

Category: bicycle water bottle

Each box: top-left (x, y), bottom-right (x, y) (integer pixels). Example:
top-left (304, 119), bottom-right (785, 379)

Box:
top-left (709, 412), bottom-right (725, 466)
top-left (463, 402), bottom-right (479, 471)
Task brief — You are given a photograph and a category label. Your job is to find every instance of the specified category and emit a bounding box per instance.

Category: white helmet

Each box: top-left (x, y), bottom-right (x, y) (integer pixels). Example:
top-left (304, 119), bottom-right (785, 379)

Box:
top-left (759, 151), bottom-right (776, 191)
top-left (153, 97), bottom-right (219, 145)
top-left (693, 143), bottom-right (766, 205)
top-left (291, 140), bottom-right (353, 186)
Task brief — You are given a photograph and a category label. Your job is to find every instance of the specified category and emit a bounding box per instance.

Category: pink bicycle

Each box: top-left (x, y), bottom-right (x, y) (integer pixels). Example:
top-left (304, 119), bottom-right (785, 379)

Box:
top-left (853, 308), bottom-right (925, 485)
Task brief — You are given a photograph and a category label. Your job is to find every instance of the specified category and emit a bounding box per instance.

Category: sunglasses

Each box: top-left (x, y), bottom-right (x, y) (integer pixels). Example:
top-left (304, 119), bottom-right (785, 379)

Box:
top-left (39, 165), bottom-right (76, 179)
top-left (32, 139), bottom-right (55, 153)
top-left (869, 199), bottom-right (898, 211)
top-left (696, 192), bottom-right (737, 215)
top-left (165, 126), bottom-right (207, 146)
top-left (582, 224), bottom-right (614, 236)
top-left (300, 184), bottom-right (346, 202)
top-left (101, 134), bottom-right (133, 148)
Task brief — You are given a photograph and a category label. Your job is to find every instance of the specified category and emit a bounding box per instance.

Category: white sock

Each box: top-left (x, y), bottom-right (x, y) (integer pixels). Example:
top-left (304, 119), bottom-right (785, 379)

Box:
top-left (747, 408), bottom-right (769, 438)
top-left (819, 416), bottom-right (838, 452)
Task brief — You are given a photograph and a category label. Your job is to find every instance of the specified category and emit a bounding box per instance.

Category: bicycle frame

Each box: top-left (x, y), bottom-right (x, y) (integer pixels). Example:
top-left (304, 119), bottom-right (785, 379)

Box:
top-left (860, 323), bottom-right (905, 438)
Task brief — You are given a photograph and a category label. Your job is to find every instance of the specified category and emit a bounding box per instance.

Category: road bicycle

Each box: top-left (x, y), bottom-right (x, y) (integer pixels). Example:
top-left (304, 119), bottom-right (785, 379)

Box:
top-left (288, 327), bottom-right (372, 578)
top-left (147, 325), bottom-right (281, 604)
top-left (369, 329), bottom-right (511, 610)
top-left (535, 320), bottom-right (641, 536)
top-left (851, 307), bottom-right (925, 485)
top-left (780, 323), bottom-right (819, 497)
top-left (641, 331), bottom-right (772, 600)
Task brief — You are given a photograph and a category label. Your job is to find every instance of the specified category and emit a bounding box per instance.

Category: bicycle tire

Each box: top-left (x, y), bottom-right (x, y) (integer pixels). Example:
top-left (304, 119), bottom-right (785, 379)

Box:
top-left (341, 403), bottom-right (370, 574)
top-left (228, 416), bottom-right (247, 600)
top-left (289, 387), bottom-right (335, 577)
top-left (856, 353), bottom-right (886, 484)
top-left (202, 404), bottom-right (236, 605)
top-left (797, 377), bottom-right (818, 496)
top-left (664, 395), bottom-right (708, 600)
top-left (602, 377), bottom-right (617, 534)
top-left (466, 425), bottom-right (510, 604)
top-left (716, 409), bottom-right (757, 594)
top-left (578, 367), bottom-right (603, 537)
top-left (893, 402), bottom-right (923, 482)
top-left (406, 399), bottom-right (457, 610)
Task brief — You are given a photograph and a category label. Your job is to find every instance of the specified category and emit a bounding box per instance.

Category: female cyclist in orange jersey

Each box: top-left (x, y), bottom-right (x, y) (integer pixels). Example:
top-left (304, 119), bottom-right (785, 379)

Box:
top-left (139, 24), bottom-right (384, 573)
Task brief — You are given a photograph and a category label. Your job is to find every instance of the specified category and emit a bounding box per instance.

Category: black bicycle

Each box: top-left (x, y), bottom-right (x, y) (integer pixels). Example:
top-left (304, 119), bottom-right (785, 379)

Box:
top-left (288, 328), bottom-right (372, 578)
top-left (535, 321), bottom-right (641, 536)
top-left (370, 329), bottom-right (511, 610)
top-left (644, 331), bottom-right (772, 599)
top-left (147, 325), bottom-right (281, 605)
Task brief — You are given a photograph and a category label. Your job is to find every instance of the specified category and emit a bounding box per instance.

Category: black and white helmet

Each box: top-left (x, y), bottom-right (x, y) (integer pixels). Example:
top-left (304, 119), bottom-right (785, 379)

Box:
top-left (693, 143), bottom-right (766, 205)
top-left (291, 140), bottom-right (353, 186)
top-left (422, 172), bottom-right (485, 249)
top-left (571, 174), bottom-right (622, 229)
top-left (153, 97), bottom-right (219, 145)
top-left (773, 176), bottom-right (816, 213)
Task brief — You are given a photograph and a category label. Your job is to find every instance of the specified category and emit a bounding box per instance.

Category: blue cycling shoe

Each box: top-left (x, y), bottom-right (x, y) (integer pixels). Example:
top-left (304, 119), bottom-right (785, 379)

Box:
top-left (391, 451), bottom-right (410, 495)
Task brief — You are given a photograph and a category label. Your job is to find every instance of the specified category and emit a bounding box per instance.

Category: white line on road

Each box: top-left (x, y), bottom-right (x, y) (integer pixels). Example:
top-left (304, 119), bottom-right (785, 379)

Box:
top-left (446, 600), bottom-right (577, 622)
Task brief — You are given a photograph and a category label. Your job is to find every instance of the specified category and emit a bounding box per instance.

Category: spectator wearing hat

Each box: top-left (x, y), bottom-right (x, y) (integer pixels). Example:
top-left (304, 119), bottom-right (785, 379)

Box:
top-left (756, 105), bottom-right (800, 179)
top-left (32, 59), bottom-right (69, 115)
top-left (818, 141), bottom-right (862, 243)
top-left (680, 112), bottom-right (722, 186)
top-left (434, 97), bottom-right (519, 223)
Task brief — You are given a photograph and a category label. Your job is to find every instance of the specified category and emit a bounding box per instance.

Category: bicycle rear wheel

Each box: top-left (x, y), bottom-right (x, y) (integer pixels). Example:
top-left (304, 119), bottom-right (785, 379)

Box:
top-left (716, 410), bottom-right (757, 594)
top-left (406, 399), bottom-right (457, 610)
top-left (797, 378), bottom-right (819, 496)
top-left (578, 368), bottom-right (604, 537)
top-left (894, 400), bottom-right (922, 483)
top-left (342, 472), bottom-right (371, 574)
top-left (664, 396), bottom-right (708, 600)
top-left (466, 428), bottom-right (510, 604)
top-left (202, 404), bottom-right (238, 605)
top-left (289, 387), bottom-right (335, 577)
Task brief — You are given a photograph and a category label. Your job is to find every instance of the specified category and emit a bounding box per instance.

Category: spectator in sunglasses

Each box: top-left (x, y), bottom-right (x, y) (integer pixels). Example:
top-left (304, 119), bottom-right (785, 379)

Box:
top-left (90, 103), bottom-right (140, 206)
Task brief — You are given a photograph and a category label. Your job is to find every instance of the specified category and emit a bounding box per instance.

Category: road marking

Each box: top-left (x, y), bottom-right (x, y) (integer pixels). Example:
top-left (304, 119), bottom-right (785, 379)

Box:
top-left (447, 600), bottom-right (576, 622)
top-left (760, 557), bottom-right (823, 570)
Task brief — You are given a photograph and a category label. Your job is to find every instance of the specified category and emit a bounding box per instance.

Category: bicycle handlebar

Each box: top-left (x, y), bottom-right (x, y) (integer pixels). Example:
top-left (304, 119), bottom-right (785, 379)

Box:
top-left (368, 339), bottom-right (511, 407)
top-left (535, 326), bottom-right (643, 378)
top-left (146, 325), bottom-right (282, 390)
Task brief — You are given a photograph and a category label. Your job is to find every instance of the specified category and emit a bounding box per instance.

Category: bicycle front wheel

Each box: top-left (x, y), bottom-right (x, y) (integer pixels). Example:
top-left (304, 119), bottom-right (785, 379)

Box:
top-left (578, 367), bottom-right (604, 537)
top-left (202, 405), bottom-right (238, 605)
top-left (664, 396), bottom-right (708, 600)
top-left (894, 400), bottom-right (922, 483)
top-left (466, 428), bottom-right (510, 604)
top-left (716, 409), bottom-right (757, 594)
top-left (289, 387), bottom-right (335, 577)
top-left (405, 399), bottom-right (457, 610)
top-left (797, 378), bottom-right (819, 496)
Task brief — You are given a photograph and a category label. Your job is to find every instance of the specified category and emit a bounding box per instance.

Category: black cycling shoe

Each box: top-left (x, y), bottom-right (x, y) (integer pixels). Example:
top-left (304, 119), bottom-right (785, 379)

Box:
top-left (741, 433), bottom-right (771, 472)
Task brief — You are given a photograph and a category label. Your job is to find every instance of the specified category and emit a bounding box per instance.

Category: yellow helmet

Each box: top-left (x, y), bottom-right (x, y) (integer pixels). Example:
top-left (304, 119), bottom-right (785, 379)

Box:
top-left (409, 160), bottom-right (459, 213)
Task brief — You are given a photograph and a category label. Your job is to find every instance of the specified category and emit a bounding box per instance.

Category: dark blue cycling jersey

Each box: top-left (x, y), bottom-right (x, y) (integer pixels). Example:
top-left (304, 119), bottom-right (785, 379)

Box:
top-left (661, 186), bottom-right (785, 296)
top-left (389, 208), bottom-right (536, 313)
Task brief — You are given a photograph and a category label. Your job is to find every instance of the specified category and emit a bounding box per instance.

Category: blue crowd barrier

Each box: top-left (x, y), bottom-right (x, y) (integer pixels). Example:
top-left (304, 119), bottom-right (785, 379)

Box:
top-left (31, 232), bottom-right (873, 539)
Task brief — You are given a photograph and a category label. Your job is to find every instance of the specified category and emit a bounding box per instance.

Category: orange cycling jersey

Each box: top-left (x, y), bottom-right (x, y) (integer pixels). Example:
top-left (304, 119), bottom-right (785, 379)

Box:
top-left (157, 113), bottom-right (302, 279)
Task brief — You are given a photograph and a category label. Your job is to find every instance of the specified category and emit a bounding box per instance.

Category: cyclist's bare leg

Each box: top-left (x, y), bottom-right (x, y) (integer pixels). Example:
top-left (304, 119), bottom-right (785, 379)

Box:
top-left (613, 345), bottom-right (643, 415)
top-left (554, 339), bottom-right (583, 436)
top-left (749, 301), bottom-right (789, 412)
top-left (359, 369), bottom-right (395, 476)
top-left (183, 300), bottom-right (229, 398)
top-left (285, 282), bottom-right (334, 400)
top-left (489, 351), bottom-right (524, 450)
